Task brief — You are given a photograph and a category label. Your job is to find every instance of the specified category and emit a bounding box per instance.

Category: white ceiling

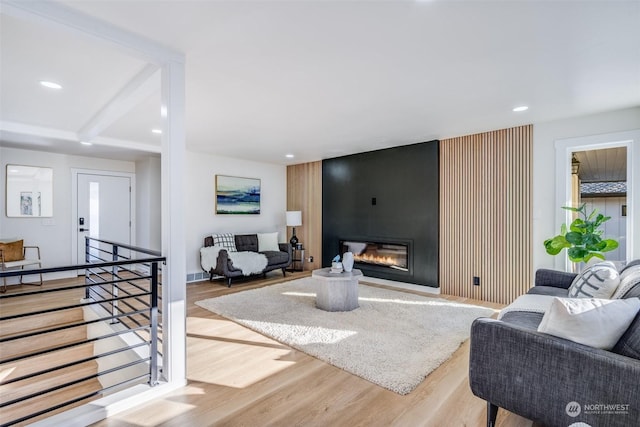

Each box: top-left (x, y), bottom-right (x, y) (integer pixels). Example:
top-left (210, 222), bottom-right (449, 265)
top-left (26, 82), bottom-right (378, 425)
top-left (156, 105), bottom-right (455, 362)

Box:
top-left (1, 1), bottom-right (639, 165)
top-left (575, 147), bottom-right (627, 183)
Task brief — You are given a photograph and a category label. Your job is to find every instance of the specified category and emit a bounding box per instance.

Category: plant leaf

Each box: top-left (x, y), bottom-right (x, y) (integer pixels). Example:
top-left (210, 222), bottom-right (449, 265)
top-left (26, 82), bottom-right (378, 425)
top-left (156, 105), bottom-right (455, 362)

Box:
top-left (569, 219), bottom-right (586, 232)
top-left (568, 247), bottom-right (588, 262)
top-left (565, 231), bottom-right (583, 245)
top-left (601, 239), bottom-right (619, 252)
top-left (590, 240), bottom-right (608, 252)
top-left (544, 236), bottom-right (570, 255)
top-left (583, 234), bottom-right (602, 247)
top-left (584, 252), bottom-right (605, 263)
top-left (562, 206), bottom-right (581, 212)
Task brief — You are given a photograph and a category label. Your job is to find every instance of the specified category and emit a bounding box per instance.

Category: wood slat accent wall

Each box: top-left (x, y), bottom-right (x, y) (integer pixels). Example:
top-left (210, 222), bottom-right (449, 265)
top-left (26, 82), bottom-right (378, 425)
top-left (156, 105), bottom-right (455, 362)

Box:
top-left (439, 125), bottom-right (532, 304)
top-left (287, 161), bottom-right (322, 271)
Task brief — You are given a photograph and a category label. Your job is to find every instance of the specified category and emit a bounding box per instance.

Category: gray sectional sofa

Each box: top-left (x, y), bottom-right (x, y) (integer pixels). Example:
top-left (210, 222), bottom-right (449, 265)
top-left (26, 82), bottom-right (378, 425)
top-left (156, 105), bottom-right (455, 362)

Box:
top-left (469, 260), bottom-right (640, 427)
top-left (203, 233), bottom-right (292, 287)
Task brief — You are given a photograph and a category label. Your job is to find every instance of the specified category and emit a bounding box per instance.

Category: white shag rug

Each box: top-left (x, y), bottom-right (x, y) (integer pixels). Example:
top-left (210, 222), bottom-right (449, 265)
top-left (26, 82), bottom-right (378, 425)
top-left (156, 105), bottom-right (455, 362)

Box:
top-left (195, 278), bottom-right (495, 395)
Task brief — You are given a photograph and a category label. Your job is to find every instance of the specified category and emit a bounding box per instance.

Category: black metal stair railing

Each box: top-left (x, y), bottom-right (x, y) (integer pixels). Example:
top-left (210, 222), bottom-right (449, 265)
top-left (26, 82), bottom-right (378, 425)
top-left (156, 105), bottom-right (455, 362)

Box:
top-left (0, 237), bottom-right (165, 427)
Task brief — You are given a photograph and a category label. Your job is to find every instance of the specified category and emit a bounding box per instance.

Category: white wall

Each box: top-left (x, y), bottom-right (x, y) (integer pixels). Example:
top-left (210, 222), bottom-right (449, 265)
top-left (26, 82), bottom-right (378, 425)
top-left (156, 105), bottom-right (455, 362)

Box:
top-left (185, 150), bottom-right (287, 278)
top-left (135, 157), bottom-right (161, 252)
top-left (1, 147), bottom-right (287, 283)
top-left (0, 147), bottom-right (136, 282)
top-left (532, 106), bottom-right (640, 271)
top-left (582, 196), bottom-right (627, 262)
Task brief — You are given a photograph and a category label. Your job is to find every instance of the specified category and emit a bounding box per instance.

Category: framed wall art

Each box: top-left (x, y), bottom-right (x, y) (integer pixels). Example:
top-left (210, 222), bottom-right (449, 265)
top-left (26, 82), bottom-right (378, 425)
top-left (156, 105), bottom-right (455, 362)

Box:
top-left (215, 175), bottom-right (261, 214)
top-left (6, 165), bottom-right (53, 217)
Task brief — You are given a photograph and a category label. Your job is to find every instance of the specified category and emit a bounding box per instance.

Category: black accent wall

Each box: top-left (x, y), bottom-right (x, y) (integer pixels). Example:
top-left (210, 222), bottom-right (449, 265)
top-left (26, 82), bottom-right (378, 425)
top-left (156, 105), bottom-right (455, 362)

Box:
top-left (322, 140), bottom-right (439, 287)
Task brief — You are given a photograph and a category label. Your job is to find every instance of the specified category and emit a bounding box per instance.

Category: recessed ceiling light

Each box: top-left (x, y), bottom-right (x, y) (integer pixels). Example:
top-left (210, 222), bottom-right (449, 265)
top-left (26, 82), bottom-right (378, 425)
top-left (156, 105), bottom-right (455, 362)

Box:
top-left (513, 105), bottom-right (529, 112)
top-left (40, 80), bottom-right (63, 90)
top-left (285, 154), bottom-right (295, 158)
top-left (152, 129), bottom-right (162, 134)
top-left (80, 141), bottom-right (92, 146)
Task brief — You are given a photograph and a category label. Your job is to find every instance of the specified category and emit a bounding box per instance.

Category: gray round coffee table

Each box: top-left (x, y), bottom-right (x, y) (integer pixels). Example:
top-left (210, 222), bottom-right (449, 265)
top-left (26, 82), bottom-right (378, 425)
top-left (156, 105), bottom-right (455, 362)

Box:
top-left (312, 268), bottom-right (362, 312)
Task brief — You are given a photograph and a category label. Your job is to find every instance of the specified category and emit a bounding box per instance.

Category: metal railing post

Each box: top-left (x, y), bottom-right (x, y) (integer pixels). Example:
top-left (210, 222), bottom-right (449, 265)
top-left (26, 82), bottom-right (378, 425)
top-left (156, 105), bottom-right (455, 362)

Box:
top-left (111, 244), bottom-right (119, 323)
top-left (85, 237), bottom-right (90, 299)
top-left (149, 261), bottom-right (159, 385)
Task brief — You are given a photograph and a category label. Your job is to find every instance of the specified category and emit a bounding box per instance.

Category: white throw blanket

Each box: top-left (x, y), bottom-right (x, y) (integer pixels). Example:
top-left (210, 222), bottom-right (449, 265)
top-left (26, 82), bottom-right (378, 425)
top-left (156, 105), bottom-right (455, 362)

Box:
top-left (200, 246), bottom-right (268, 276)
top-left (498, 294), bottom-right (556, 320)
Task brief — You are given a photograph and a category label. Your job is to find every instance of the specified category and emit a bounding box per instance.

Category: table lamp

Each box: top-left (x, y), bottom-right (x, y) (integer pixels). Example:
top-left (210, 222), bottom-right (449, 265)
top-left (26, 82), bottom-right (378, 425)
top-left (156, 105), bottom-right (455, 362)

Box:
top-left (286, 211), bottom-right (302, 246)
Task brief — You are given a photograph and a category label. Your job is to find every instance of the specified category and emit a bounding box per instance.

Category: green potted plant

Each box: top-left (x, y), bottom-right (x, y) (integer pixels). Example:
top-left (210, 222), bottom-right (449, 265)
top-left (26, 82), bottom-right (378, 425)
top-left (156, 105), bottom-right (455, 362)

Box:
top-left (544, 203), bottom-right (619, 263)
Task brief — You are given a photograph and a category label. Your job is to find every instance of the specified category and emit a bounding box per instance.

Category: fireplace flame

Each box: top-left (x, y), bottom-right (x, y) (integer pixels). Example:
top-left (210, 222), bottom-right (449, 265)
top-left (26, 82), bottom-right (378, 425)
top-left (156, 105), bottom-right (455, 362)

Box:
top-left (354, 253), bottom-right (400, 267)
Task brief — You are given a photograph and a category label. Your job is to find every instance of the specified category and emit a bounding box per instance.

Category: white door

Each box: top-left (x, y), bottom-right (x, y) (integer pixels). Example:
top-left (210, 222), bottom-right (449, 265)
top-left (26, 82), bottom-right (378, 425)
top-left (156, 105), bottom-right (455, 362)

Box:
top-left (77, 173), bottom-right (132, 264)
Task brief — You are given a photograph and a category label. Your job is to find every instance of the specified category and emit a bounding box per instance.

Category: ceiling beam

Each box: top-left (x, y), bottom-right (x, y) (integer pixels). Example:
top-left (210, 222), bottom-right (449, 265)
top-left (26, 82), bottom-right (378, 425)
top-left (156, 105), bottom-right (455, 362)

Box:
top-left (0, 120), bottom-right (161, 153)
top-left (78, 64), bottom-right (160, 143)
top-left (92, 135), bottom-right (161, 153)
top-left (0, 120), bottom-right (77, 142)
top-left (1, 0), bottom-right (183, 65)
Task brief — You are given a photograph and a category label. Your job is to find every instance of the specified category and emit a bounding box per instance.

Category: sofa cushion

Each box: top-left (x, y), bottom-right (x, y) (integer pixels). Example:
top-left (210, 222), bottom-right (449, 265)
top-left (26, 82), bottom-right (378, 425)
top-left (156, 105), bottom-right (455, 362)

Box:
top-left (261, 250), bottom-right (289, 266)
top-left (235, 234), bottom-right (258, 252)
top-left (0, 239), bottom-right (24, 262)
top-left (212, 233), bottom-right (237, 252)
top-left (500, 311), bottom-right (544, 329)
top-left (534, 268), bottom-right (577, 288)
top-left (537, 297), bottom-right (640, 350)
top-left (526, 286), bottom-right (569, 297)
top-left (257, 232), bottom-right (280, 252)
top-left (612, 264), bottom-right (640, 299)
top-left (567, 261), bottom-right (620, 299)
top-left (620, 259), bottom-right (640, 274)
top-left (498, 294), bottom-right (554, 320)
top-left (613, 311), bottom-right (640, 359)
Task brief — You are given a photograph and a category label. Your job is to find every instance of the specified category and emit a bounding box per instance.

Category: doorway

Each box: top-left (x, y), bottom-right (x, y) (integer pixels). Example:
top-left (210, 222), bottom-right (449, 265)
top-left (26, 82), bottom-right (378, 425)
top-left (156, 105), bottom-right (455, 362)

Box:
top-left (571, 147), bottom-right (627, 263)
top-left (555, 130), bottom-right (638, 271)
top-left (71, 169), bottom-right (135, 266)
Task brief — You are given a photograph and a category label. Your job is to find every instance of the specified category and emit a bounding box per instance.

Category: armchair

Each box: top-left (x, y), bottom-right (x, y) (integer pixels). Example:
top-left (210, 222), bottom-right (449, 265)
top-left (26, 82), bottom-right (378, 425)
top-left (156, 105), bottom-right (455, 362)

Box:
top-left (0, 239), bottom-right (43, 292)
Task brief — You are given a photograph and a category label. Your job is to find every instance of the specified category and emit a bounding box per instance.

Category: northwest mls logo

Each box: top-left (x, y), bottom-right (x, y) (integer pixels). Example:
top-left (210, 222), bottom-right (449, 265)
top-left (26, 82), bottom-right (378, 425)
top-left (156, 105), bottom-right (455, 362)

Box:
top-left (566, 401), bottom-right (582, 417)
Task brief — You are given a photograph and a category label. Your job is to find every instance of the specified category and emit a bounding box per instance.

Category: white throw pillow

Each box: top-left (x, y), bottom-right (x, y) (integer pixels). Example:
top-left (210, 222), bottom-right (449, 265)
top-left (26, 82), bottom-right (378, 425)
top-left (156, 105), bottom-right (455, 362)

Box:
top-left (257, 232), bottom-right (280, 252)
top-left (212, 233), bottom-right (237, 252)
top-left (611, 265), bottom-right (640, 299)
top-left (537, 297), bottom-right (640, 350)
top-left (567, 261), bottom-right (620, 299)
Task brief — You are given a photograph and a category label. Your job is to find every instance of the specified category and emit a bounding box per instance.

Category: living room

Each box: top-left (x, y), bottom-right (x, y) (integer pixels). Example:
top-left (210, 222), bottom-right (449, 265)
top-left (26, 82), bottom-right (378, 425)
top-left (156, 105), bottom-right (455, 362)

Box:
top-left (1, 1), bottom-right (639, 426)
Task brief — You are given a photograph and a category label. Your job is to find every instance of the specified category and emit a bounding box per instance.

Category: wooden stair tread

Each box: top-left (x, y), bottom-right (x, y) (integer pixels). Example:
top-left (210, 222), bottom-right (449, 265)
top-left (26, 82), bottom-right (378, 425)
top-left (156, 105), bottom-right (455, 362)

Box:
top-left (0, 308), bottom-right (84, 339)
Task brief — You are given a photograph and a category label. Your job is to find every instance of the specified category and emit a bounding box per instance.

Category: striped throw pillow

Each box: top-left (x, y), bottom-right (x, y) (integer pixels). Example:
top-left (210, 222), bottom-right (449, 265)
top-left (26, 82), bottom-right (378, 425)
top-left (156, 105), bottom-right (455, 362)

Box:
top-left (568, 262), bottom-right (620, 299)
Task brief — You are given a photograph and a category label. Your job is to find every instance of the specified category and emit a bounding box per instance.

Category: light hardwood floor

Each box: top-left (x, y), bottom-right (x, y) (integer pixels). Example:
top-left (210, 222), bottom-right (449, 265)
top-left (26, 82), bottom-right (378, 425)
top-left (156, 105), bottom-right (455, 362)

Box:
top-left (88, 272), bottom-right (534, 427)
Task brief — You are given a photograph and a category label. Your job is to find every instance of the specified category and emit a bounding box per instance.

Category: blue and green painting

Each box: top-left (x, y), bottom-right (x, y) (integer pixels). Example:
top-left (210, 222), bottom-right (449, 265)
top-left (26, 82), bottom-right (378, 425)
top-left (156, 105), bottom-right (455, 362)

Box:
top-left (215, 175), bottom-right (261, 214)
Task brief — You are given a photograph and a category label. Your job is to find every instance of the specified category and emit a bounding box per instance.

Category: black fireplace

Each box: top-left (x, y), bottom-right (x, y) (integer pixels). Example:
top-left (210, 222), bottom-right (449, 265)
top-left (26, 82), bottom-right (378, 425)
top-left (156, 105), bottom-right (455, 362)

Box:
top-left (322, 140), bottom-right (439, 287)
top-left (340, 239), bottom-right (409, 273)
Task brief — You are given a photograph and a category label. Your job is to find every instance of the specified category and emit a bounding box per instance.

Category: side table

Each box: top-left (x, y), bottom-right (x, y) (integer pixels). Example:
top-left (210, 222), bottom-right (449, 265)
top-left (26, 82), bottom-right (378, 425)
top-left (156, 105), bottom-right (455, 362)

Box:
top-left (289, 245), bottom-right (305, 272)
top-left (312, 268), bottom-right (362, 312)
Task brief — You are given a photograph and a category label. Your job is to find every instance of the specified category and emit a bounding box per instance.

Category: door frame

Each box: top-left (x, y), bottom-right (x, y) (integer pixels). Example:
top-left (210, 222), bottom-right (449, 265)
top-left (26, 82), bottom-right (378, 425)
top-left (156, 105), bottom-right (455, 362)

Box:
top-left (555, 130), bottom-right (639, 271)
top-left (71, 168), bottom-right (136, 266)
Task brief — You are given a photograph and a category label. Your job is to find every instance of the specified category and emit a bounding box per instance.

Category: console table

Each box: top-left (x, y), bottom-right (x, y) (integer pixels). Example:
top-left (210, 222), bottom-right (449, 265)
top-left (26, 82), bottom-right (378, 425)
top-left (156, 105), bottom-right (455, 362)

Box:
top-left (312, 268), bottom-right (362, 312)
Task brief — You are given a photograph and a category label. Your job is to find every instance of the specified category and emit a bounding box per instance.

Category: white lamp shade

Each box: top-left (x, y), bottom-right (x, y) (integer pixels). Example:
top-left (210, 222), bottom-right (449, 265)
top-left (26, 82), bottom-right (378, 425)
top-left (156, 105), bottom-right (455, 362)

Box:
top-left (286, 211), bottom-right (302, 226)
